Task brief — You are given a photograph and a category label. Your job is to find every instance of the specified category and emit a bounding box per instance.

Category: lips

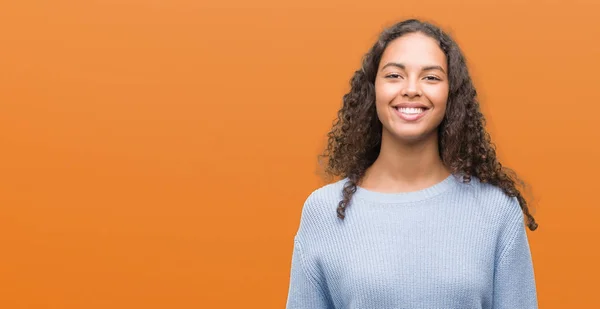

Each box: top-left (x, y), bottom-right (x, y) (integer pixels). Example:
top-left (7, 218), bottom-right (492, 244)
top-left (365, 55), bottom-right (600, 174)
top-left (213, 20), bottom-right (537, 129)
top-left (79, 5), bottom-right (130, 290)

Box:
top-left (392, 103), bottom-right (430, 121)
top-left (392, 102), bottom-right (430, 110)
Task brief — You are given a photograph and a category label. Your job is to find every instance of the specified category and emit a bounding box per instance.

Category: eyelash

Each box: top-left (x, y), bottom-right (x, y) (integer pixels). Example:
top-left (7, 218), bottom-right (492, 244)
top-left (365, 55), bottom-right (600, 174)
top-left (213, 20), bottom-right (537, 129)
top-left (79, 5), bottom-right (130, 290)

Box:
top-left (385, 74), bottom-right (441, 81)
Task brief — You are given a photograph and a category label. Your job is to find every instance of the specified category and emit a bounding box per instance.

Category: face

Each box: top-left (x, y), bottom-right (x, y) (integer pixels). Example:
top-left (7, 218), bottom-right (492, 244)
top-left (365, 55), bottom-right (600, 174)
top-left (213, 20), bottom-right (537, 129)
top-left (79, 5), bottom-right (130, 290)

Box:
top-left (374, 32), bottom-right (449, 144)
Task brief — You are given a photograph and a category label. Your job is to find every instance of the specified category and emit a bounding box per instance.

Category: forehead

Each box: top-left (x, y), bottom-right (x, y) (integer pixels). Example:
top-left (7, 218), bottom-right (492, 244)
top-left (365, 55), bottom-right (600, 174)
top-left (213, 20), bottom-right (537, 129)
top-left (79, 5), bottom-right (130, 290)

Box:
top-left (379, 32), bottom-right (447, 69)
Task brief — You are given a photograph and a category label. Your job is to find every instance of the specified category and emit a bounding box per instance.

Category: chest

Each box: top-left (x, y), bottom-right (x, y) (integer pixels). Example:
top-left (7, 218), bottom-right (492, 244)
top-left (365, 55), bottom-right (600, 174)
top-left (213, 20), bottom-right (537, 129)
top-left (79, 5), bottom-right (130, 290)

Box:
top-left (321, 218), bottom-right (497, 308)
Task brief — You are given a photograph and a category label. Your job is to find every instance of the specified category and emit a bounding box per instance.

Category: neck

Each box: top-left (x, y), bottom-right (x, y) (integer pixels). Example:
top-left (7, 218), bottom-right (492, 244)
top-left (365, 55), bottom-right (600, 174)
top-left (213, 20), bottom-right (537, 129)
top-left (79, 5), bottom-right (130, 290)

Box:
top-left (360, 130), bottom-right (450, 193)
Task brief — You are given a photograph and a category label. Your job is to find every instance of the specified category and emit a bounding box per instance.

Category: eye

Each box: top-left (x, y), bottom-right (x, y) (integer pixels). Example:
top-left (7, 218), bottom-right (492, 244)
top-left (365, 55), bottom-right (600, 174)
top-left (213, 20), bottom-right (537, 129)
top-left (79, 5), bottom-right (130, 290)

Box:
top-left (424, 76), bottom-right (442, 81)
top-left (385, 73), bottom-right (402, 79)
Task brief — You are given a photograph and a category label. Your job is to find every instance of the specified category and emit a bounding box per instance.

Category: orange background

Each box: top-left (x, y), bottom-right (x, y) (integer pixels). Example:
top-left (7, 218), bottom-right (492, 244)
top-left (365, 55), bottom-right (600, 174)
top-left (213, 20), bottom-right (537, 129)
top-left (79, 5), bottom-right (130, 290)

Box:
top-left (1, 0), bottom-right (599, 308)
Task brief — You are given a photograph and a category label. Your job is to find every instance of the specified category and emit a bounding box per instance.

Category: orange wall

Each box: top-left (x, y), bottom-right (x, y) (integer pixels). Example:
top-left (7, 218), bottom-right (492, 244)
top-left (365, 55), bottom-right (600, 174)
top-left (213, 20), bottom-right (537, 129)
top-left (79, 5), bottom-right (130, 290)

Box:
top-left (1, 0), bottom-right (599, 308)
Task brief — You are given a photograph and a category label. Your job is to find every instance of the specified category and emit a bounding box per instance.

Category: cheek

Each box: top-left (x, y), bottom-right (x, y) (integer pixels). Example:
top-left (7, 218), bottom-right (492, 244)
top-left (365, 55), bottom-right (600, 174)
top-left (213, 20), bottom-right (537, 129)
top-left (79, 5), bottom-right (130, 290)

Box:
top-left (425, 85), bottom-right (449, 109)
top-left (375, 83), bottom-right (398, 106)
top-left (375, 79), bottom-right (401, 98)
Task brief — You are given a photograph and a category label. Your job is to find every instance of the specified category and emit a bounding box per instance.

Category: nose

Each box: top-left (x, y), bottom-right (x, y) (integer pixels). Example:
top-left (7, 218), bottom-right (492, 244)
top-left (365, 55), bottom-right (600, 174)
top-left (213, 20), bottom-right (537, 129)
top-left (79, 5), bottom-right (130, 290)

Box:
top-left (400, 78), bottom-right (422, 98)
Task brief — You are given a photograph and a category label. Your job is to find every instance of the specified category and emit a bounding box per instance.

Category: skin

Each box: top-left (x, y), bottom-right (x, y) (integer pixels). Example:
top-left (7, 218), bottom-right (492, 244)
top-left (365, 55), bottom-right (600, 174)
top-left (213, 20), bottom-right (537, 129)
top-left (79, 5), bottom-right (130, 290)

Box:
top-left (360, 32), bottom-right (451, 192)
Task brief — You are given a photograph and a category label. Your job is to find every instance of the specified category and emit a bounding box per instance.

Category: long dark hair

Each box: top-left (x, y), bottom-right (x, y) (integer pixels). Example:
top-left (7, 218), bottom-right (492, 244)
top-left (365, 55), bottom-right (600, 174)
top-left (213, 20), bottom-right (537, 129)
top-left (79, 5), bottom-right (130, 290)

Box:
top-left (318, 19), bottom-right (538, 231)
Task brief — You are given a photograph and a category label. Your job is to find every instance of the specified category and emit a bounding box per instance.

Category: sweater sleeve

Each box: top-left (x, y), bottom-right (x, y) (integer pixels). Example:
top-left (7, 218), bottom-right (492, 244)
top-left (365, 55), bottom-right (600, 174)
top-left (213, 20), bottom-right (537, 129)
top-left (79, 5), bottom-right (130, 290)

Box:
top-left (492, 202), bottom-right (538, 309)
top-left (286, 239), bottom-right (333, 309)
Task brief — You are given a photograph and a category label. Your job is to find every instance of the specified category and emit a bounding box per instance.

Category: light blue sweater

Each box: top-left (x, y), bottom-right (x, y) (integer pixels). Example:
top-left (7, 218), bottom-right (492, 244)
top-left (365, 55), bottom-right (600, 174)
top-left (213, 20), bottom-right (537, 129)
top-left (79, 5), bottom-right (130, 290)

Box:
top-left (286, 174), bottom-right (537, 309)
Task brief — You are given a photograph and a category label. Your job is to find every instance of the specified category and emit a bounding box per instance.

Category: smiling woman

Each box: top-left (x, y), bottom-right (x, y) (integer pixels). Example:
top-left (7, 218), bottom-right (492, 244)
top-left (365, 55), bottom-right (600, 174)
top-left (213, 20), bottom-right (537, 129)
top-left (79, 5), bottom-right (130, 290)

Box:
top-left (375, 32), bottom-right (449, 143)
top-left (286, 19), bottom-right (539, 309)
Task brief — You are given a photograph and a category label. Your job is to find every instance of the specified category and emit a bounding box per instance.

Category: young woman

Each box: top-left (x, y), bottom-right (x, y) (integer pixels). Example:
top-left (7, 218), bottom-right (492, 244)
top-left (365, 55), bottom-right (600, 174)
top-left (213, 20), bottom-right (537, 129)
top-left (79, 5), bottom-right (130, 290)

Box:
top-left (286, 19), bottom-right (539, 309)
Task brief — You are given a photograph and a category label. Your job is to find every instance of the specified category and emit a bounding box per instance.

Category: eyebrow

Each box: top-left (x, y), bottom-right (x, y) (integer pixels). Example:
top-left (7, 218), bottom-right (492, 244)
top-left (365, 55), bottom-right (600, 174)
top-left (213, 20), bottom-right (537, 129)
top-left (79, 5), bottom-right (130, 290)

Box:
top-left (381, 62), bottom-right (446, 74)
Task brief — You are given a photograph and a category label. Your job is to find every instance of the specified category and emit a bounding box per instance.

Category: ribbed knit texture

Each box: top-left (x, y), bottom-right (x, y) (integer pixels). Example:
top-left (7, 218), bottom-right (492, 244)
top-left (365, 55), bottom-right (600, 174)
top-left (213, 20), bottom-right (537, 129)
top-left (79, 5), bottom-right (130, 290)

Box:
top-left (286, 174), bottom-right (537, 309)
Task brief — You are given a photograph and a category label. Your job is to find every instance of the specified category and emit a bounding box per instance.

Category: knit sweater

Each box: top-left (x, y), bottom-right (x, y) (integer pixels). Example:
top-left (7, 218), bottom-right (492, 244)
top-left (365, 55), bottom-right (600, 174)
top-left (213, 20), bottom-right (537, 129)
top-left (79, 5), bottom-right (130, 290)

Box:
top-left (286, 174), bottom-right (537, 309)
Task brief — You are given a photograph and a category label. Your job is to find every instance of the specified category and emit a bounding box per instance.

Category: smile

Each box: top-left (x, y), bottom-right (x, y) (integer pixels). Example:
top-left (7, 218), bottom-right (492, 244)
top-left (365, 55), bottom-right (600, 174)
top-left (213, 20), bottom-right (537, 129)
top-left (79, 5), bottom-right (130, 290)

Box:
top-left (393, 106), bottom-right (429, 121)
top-left (396, 107), bottom-right (425, 114)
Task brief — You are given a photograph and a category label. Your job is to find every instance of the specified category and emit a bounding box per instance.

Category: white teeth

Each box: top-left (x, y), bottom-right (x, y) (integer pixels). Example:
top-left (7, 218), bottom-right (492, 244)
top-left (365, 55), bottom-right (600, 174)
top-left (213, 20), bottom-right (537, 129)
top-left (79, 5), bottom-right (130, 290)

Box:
top-left (397, 107), bottom-right (424, 114)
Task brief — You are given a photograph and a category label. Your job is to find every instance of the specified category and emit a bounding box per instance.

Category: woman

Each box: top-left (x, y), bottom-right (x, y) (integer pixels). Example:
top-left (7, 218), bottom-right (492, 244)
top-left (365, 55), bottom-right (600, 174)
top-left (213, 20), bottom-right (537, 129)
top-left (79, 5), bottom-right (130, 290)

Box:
top-left (286, 19), bottom-right (539, 308)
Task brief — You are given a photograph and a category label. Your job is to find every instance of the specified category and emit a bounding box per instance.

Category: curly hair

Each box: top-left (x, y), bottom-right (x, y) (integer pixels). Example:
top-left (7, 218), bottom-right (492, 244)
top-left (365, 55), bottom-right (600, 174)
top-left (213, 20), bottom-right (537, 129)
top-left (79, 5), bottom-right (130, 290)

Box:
top-left (318, 19), bottom-right (538, 231)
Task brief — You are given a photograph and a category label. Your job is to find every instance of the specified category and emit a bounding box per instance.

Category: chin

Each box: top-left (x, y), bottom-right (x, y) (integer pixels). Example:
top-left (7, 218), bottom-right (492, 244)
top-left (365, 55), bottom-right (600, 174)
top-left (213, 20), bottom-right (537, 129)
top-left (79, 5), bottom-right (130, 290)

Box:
top-left (386, 128), bottom-right (437, 144)
top-left (394, 134), bottom-right (428, 144)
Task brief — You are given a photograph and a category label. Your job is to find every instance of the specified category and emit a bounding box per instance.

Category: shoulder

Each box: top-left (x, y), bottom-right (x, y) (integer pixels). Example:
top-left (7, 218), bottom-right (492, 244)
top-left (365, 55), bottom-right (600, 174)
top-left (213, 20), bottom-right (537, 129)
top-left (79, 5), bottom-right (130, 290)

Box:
top-left (460, 175), bottom-right (524, 220)
top-left (465, 177), bottom-right (521, 215)
top-left (295, 178), bottom-right (347, 239)
top-left (458, 176), bottom-right (528, 256)
top-left (300, 178), bottom-right (346, 221)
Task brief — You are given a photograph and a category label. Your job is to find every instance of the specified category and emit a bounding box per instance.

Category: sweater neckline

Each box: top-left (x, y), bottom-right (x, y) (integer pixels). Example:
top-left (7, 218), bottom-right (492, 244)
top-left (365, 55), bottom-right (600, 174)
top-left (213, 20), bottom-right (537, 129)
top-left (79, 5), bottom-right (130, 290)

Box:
top-left (350, 173), bottom-right (462, 204)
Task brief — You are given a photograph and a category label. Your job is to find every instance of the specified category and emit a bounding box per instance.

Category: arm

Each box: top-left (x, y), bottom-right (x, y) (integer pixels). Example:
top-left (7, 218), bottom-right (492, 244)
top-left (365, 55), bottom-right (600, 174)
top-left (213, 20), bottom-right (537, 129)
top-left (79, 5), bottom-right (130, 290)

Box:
top-left (492, 205), bottom-right (538, 309)
top-left (286, 239), bottom-right (332, 309)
